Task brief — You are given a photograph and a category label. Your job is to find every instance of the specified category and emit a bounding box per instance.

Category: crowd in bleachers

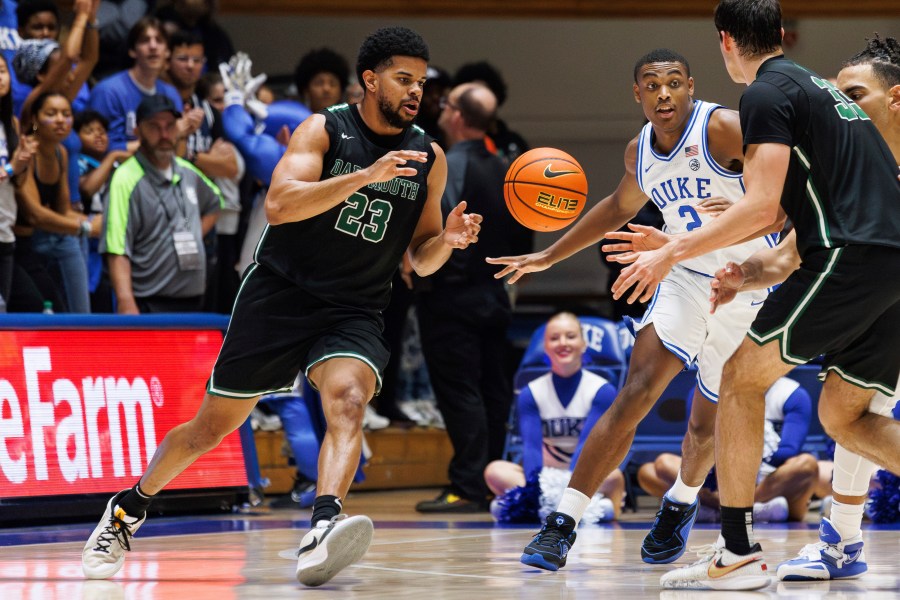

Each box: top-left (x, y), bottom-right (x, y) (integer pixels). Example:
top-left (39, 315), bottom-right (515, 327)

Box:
top-left (0, 1), bottom-right (529, 315)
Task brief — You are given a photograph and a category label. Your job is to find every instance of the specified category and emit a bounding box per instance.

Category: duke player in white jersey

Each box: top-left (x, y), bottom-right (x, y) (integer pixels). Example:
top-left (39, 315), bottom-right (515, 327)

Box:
top-left (488, 48), bottom-right (784, 571)
top-left (484, 313), bottom-right (623, 519)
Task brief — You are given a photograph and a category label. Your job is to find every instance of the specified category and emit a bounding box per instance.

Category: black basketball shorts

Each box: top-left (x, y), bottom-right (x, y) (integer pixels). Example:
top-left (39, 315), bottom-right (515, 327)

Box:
top-left (749, 244), bottom-right (900, 396)
top-left (207, 264), bottom-right (390, 398)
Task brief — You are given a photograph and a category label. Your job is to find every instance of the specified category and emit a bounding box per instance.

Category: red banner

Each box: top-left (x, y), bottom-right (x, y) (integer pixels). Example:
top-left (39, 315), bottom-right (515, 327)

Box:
top-left (0, 330), bottom-right (247, 498)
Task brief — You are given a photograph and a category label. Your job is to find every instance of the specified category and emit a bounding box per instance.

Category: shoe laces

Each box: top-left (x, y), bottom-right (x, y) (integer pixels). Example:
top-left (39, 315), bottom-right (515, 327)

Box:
top-left (649, 503), bottom-right (686, 542)
top-left (93, 513), bottom-right (137, 554)
top-left (684, 543), bottom-right (721, 566)
top-left (534, 522), bottom-right (570, 547)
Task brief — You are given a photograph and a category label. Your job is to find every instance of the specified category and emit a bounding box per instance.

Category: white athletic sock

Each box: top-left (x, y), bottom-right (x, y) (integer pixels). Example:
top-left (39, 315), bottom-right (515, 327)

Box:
top-left (665, 472), bottom-right (702, 505)
top-left (830, 499), bottom-right (864, 541)
top-left (557, 488), bottom-right (591, 524)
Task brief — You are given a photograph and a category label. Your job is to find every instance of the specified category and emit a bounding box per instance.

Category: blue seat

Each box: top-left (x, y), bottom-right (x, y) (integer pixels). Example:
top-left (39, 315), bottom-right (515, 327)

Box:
top-left (504, 316), bottom-right (627, 464)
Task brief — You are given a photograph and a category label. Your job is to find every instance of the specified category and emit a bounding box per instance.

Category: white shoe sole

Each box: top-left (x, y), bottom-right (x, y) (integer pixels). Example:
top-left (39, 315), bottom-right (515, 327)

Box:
top-left (296, 515), bottom-right (374, 587)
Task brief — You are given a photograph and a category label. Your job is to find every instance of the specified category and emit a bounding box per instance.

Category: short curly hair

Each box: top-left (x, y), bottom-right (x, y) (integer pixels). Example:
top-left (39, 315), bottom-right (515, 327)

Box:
top-left (294, 47), bottom-right (350, 95)
top-left (356, 27), bottom-right (429, 86)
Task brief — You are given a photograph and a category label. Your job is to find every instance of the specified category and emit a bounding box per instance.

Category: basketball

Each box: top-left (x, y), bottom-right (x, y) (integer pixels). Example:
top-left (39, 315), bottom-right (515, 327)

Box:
top-left (504, 147), bottom-right (588, 232)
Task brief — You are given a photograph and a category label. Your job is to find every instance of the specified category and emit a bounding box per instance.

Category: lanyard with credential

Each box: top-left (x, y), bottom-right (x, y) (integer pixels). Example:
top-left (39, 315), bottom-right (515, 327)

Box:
top-left (158, 172), bottom-right (202, 270)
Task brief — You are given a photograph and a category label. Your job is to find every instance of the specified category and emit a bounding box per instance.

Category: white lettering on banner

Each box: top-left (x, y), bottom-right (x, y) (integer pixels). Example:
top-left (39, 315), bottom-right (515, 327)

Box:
top-left (0, 380), bottom-right (26, 483)
top-left (0, 347), bottom-right (160, 485)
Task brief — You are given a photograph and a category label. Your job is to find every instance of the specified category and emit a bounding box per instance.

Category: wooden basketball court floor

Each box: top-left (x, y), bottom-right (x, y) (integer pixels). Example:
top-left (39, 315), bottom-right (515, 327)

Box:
top-left (3, 489), bottom-right (899, 600)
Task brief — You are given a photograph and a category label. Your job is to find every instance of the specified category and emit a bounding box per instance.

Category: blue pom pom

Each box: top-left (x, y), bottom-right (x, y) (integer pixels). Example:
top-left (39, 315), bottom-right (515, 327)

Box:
top-left (493, 471), bottom-right (542, 524)
top-left (866, 469), bottom-right (900, 524)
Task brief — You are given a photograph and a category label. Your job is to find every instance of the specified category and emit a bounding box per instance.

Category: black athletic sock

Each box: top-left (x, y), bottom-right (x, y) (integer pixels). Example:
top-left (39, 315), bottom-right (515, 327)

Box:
top-left (311, 495), bottom-right (342, 526)
top-left (116, 483), bottom-right (154, 517)
top-left (720, 506), bottom-right (755, 555)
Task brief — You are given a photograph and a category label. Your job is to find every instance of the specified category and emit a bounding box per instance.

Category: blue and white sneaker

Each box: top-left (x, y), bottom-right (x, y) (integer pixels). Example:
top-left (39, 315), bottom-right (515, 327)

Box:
top-left (641, 496), bottom-right (699, 564)
top-left (520, 512), bottom-right (577, 571)
top-left (776, 518), bottom-right (866, 581)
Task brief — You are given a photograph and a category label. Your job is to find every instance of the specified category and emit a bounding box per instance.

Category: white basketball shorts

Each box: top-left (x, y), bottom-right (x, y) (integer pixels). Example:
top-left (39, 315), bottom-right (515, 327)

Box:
top-left (634, 265), bottom-right (768, 401)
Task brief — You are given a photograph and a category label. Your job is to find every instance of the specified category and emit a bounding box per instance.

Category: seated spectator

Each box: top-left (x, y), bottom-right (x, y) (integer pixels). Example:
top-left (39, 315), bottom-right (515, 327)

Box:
top-left (74, 109), bottom-right (130, 311)
top-left (15, 92), bottom-right (99, 313)
top-left (100, 94), bottom-right (220, 314)
top-left (88, 16), bottom-right (184, 152)
top-left (637, 377), bottom-right (820, 522)
top-left (293, 47), bottom-right (349, 113)
top-left (486, 312), bottom-right (624, 521)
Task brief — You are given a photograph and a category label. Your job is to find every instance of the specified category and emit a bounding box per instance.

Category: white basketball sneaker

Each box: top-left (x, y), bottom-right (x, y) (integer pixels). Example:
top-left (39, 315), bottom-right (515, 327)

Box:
top-left (82, 491), bottom-right (146, 579)
top-left (660, 536), bottom-right (771, 591)
top-left (296, 514), bottom-right (374, 586)
top-left (776, 518), bottom-right (866, 581)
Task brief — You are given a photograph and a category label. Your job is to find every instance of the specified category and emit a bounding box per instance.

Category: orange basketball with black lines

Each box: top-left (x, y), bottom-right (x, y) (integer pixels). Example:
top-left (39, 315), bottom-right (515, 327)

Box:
top-left (504, 147), bottom-right (588, 232)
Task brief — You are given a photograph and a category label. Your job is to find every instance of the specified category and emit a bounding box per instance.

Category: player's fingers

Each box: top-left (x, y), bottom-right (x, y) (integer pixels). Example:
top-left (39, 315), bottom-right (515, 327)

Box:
top-left (603, 231), bottom-right (638, 241)
top-left (601, 242), bottom-right (633, 254)
top-left (452, 200), bottom-right (468, 215)
top-left (467, 213), bottom-right (483, 224)
top-left (507, 270), bottom-right (524, 284)
top-left (485, 255), bottom-right (519, 265)
top-left (395, 167), bottom-right (418, 177)
top-left (627, 223), bottom-right (655, 234)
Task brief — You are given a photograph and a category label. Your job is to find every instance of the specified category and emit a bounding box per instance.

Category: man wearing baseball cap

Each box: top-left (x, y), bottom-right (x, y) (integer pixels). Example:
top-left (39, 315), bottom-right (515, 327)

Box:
top-left (100, 94), bottom-right (221, 314)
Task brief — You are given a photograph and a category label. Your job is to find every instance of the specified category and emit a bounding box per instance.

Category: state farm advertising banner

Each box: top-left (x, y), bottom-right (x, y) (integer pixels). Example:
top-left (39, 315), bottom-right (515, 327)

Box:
top-left (0, 329), bottom-right (247, 498)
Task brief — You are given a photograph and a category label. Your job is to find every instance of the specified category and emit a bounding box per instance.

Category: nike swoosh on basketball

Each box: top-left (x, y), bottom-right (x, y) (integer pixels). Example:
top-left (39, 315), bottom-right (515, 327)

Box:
top-left (543, 164), bottom-right (579, 178)
top-left (706, 554), bottom-right (763, 579)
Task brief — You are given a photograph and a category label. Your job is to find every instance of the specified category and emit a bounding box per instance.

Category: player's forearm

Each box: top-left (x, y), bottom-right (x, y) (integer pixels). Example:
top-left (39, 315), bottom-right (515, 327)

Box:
top-left (407, 234), bottom-right (453, 277)
top-left (670, 194), bottom-right (779, 265)
top-left (266, 169), bottom-right (374, 225)
top-left (735, 229), bottom-right (800, 292)
top-left (545, 199), bottom-right (635, 265)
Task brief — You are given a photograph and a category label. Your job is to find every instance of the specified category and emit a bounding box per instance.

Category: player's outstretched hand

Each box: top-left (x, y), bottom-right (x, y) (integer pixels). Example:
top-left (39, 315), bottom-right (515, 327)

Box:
top-left (219, 53), bottom-right (268, 119)
top-left (610, 245), bottom-right (676, 304)
top-left (709, 261), bottom-right (745, 314)
top-left (366, 150), bottom-right (427, 183)
top-left (443, 201), bottom-right (482, 249)
top-left (694, 196), bottom-right (734, 216)
top-left (602, 223), bottom-right (671, 264)
top-left (486, 250), bottom-right (552, 285)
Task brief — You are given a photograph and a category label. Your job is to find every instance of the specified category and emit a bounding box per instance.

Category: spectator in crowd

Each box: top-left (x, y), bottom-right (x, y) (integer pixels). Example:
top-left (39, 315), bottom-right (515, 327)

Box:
top-left (416, 65), bottom-right (450, 146)
top-left (93, 0), bottom-right (149, 80)
top-left (155, 0), bottom-right (234, 70)
top-left (15, 92), bottom-right (98, 312)
top-left (14, 0), bottom-right (95, 117)
top-left (74, 109), bottom-right (130, 311)
top-left (415, 82), bottom-right (532, 512)
top-left (0, 0), bottom-right (22, 106)
top-left (293, 47), bottom-right (349, 113)
top-left (89, 17), bottom-right (184, 152)
top-left (638, 378), bottom-right (819, 523)
top-left (197, 71), bottom-right (225, 113)
top-left (0, 52), bottom-right (27, 309)
top-left (484, 312), bottom-right (623, 519)
top-left (100, 94), bottom-right (220, 313)
top-left (165, 29), bottom-right (242, 312)
top-left (453, 60), bottom-right (529, 162)
top-left (14, 0), bottom-right (99, 228)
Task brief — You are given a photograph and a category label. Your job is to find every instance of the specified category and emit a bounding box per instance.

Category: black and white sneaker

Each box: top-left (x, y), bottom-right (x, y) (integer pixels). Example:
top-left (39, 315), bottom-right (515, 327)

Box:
top-left (81, 491), bottom-right (146, 579)
top-left (295, 514), bottom-right (374, 586)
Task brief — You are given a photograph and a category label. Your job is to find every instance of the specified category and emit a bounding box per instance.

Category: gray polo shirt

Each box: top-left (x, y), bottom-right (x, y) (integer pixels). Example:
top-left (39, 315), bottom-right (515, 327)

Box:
top-left (100, 152), bottom-right (221, 298)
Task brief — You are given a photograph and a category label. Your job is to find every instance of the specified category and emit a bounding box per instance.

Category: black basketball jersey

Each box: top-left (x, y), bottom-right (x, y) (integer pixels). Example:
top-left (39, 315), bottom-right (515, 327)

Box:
top-left (254, 103), bottom-right (434, 311)
top-left (740, 56), bottom-right (900, 255)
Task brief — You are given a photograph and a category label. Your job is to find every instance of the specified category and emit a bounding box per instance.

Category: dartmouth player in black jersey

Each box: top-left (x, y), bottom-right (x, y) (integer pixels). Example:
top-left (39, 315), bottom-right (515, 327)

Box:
top-left (81, 27), bottom-right (482, 588)
top-left (598, 0), bottom-right (900, 591)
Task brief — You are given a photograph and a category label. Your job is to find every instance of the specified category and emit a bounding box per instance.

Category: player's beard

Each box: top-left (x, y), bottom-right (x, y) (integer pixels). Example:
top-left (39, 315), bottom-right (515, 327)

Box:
top-left (378, 95), bottom-right (413, 130)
